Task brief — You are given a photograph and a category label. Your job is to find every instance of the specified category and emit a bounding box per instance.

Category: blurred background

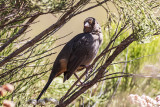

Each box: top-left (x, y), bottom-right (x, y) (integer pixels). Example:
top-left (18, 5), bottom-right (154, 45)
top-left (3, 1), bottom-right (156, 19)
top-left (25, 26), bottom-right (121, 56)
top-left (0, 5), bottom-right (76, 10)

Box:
top-left (0, 0), bottom-right (160, 107)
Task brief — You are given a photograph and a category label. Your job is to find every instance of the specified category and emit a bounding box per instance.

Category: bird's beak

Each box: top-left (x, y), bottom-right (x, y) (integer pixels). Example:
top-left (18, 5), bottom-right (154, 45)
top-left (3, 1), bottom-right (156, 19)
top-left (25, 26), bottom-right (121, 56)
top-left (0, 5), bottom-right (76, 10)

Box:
top-left (84, 22), bottom-right (90, 27)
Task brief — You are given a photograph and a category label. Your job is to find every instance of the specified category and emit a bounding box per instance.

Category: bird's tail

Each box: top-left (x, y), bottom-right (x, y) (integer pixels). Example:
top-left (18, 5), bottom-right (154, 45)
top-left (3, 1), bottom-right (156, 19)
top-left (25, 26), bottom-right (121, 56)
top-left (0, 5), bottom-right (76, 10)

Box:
top-left (37, 71), bottom-right (56, 101)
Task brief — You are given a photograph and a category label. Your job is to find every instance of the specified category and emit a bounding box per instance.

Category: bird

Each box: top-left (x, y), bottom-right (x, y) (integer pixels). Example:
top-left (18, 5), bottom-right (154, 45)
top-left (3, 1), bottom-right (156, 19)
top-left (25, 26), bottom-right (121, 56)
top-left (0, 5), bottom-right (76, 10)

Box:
top-left (36, 17), bottom-right (103, 101)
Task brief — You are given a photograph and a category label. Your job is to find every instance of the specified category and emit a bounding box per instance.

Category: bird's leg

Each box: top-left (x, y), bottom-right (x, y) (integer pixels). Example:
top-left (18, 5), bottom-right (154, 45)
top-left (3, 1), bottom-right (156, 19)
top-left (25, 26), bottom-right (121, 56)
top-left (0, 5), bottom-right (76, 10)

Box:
top-left (74, 73), bottom-right (91, 86)
top-left (80, 64), bottom-right (93, 79)
top-left (74, 73), bottom-right (84, 85)
top-left (75, 65), bottom-right (93, 87)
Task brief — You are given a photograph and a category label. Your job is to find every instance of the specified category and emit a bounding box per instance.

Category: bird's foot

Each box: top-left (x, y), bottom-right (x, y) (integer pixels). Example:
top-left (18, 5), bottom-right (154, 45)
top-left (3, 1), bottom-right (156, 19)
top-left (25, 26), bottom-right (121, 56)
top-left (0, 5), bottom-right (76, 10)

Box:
top-left (80, 64), bottom-right (93, 78)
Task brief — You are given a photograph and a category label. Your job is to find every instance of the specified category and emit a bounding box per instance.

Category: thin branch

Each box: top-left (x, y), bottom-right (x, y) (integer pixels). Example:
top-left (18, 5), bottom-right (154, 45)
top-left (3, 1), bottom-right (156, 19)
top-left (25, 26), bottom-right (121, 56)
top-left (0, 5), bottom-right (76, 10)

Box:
top-left (57, 32), bottom-right (135, 107)
top-left (0, 0), bottom-right (91, 67)
top-left (11, 69), bottom-right (51, 84)
top-left (7, 21), bottom-right (39, 29)
top-left (73, 0), bottom-right (109, 16)
top-left (0, 52), bottom-right (56, 79)
top-left (60, 70), bottom-right (88, 103)
top-left (0, 46), bottom-right (34, 84)
top-left (0, 15), bottom-right (39, 52)
top-left (99, 73), bottom-right (160, 82)
top-left (98, 74), bottom-right (132, 82)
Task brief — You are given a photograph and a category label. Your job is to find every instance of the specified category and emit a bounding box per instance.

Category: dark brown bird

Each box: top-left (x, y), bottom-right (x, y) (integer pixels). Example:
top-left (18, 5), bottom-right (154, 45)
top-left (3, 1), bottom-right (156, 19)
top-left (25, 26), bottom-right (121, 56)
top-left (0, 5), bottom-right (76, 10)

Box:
top-left (37, 17), bottom-right (103, 101)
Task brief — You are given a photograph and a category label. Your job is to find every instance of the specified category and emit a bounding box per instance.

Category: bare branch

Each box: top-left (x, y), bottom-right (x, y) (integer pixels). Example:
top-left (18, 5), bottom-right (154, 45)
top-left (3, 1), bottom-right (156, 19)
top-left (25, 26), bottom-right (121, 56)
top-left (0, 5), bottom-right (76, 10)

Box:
top-left (0, 0), bottom-right (91, 67)
top-left (0, 15), bottom-right (39, 52)
top-left (57, 33), bottom-right (135, 107)
top-left (0, 52), bottom-right (56, 80)
top-left (11, 69), bottom-right (51, 84)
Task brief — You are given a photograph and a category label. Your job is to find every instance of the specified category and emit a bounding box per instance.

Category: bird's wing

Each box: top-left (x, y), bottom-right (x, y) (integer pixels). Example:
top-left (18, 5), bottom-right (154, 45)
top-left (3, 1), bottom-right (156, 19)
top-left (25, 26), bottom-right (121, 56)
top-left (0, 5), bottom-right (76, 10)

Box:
top-left (63, 33), bottom-right (92, 82)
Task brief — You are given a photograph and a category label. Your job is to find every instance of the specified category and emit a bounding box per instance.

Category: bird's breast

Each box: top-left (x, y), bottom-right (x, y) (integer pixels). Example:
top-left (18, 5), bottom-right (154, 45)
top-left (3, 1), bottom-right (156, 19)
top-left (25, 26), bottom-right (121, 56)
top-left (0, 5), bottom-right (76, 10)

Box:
top-left (81, 39), bottom-right (100, 65)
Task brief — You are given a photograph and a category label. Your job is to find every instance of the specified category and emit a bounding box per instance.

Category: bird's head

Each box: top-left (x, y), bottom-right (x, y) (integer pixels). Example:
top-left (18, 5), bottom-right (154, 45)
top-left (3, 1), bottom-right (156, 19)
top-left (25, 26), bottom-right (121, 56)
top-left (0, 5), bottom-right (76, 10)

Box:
top-left (83, 17), bottom-right (101, 33)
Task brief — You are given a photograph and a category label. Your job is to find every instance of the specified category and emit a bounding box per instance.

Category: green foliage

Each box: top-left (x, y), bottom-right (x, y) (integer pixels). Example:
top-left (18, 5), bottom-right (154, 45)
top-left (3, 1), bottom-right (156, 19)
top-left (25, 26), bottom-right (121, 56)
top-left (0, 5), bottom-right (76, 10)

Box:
top-left (90, 25), bottom-right (160, 107)
top-left (0, 0), bottom-right (69, 30)
top-left (0, 0), bottom-right (74, 106)
top-left (0, 0), bottom-right (160, 107)
top-left (111, 0), bottom-right (160, 41)
top-left (0, 35), bottom-right (55, 107)
top-left (30, 0), bottom-right (67, 12)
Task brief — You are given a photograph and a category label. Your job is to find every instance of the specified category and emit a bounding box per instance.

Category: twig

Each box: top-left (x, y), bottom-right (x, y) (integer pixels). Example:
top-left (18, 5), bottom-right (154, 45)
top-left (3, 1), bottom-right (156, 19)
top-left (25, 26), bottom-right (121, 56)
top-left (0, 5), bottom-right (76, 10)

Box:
top-left (57, 32), bottom-right (135, 107)
top-left (11, 69), bottom-right (51, 84)
top-left (98, 74), bottom-right (133, 82)
top-left (73, 0), bottom-right (109, 16)
top-left (0, 0), bottom-right (91, 67)
top-left (0, 52), bottom-right (56, 79)
top-left (0, 15), bottom-right (39, 52)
